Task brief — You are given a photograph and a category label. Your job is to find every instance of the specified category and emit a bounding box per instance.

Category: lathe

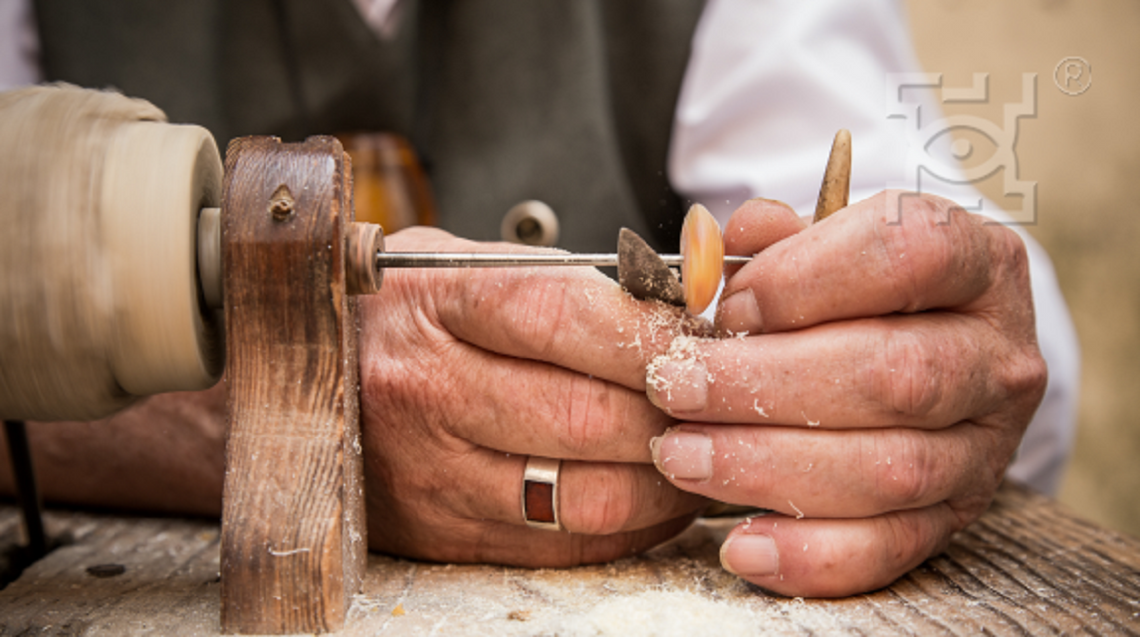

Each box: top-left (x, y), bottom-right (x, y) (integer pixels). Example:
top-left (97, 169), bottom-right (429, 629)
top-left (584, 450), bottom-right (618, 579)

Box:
top-left (0, 84), bottom-right (850, 633)
top-left (1, 84), bottom-right (375, 633)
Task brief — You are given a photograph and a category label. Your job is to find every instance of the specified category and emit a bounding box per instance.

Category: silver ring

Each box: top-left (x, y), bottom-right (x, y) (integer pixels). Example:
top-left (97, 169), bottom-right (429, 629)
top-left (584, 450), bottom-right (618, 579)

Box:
top-left (522, 456), bottom-right (563, 531)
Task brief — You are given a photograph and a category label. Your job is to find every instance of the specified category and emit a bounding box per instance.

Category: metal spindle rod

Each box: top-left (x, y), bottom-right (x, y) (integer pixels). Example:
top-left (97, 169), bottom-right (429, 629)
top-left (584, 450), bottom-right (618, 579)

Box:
top-left (373, 252), bottom-right (752, 269)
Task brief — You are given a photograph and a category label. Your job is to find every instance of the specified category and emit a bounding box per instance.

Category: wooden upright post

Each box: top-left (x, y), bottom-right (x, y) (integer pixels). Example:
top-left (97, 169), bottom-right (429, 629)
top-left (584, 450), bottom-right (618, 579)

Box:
top-left (219, 136), bottom-right (367, 633)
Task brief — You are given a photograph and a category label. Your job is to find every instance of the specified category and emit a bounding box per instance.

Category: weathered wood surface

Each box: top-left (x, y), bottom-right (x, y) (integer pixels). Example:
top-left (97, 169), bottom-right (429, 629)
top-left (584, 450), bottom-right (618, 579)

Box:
top-left (220, 136), bottom-right (366, 633)
top-left (1, 482), bottom-right (1137, 635)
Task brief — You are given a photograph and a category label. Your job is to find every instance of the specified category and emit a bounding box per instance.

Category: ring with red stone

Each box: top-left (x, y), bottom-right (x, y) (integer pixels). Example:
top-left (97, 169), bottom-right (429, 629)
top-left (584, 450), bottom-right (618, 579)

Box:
top-left (522, 456), bottom-right (563, 531)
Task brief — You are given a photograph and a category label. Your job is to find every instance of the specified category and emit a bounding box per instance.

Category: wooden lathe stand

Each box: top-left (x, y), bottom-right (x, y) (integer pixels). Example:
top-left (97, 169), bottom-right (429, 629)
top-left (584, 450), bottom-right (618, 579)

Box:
top-left (219, 136), bottom-right (368, 633)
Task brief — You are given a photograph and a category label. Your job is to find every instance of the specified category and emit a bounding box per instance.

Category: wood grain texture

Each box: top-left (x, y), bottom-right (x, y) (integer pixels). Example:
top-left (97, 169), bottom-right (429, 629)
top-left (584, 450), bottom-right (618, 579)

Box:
top-left (2, 482), bottom-right (1137, 635)
top-left (220, 136), bottom-right (366, 634)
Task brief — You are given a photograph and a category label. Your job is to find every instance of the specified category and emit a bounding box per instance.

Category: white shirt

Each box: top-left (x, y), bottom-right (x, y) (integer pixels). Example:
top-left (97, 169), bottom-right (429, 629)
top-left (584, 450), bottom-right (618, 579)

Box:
top-left (673, 0), bottom-right (1078, 496)
top-left (0, 0), bottom-right (1079, 495)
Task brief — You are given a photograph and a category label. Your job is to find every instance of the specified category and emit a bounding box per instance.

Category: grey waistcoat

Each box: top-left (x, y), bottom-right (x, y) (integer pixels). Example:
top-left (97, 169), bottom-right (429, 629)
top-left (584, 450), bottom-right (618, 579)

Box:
top-left (34, 0), bottom-right (705, 252)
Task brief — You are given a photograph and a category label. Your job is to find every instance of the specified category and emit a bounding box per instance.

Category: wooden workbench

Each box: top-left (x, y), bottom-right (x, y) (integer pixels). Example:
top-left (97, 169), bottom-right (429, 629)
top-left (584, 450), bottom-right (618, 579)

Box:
top-left (0, 482), bottom-right (1137, 635)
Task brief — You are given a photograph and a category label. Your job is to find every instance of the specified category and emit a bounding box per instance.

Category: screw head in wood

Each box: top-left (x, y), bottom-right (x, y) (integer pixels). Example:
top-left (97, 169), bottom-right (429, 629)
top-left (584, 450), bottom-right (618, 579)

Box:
top-left (268, 185), bottom-right (295, 221)
top-left (86, 563), bottom-right (127, 578)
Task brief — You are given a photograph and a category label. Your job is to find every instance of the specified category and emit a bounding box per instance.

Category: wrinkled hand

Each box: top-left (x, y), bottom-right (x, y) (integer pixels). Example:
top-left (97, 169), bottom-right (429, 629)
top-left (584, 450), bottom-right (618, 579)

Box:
top-left (358, 227), bottom-right (708, 566)
top-left (646, 193), bottom-right (1047, 597)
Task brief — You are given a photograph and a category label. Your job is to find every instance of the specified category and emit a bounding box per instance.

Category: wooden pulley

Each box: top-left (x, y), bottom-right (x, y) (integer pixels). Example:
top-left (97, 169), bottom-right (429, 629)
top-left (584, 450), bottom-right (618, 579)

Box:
top-left (0, 85), bottom-right (223, 421)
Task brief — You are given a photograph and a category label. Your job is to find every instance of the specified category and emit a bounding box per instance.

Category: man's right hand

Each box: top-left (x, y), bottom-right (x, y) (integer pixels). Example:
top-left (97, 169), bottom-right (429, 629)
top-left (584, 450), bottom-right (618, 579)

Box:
top-left (357, 226), bottom-right (708, 566)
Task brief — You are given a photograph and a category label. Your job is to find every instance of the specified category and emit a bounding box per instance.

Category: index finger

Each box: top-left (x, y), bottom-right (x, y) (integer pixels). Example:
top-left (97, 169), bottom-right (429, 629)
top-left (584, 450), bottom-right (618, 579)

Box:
top-left (386, 227), bottom-right (707, 392)
top-left (718, 191), bottom-right (1027, 335)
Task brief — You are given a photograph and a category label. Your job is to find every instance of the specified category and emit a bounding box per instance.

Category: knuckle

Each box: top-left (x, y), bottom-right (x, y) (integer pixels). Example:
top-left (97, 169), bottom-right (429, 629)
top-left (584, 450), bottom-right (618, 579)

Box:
top-left (877, 512), bottom-right (933, 571)
top-left (871, 328), bottom-right (942, 420)
top-left (569, 467), bottom-right (637, 535)
top-left (557, 376), bottom-right (612, 457)
top-left (500, 274), bottom-right (566, 359)
top-left (397, 225), bottom-right (457, 246)
top-left (880, 193), bottom-right (1004, 308)
top-left (875, 434), bottom-right (934, 508)
top-left (878, 195), bottom-right (955, 308)
top-left (1006, 344), bottom-right (1049, 407)
top-left (991, 223), bottom-right (1029, 271)
top-left (983, 224), bottom-right (1033, 301)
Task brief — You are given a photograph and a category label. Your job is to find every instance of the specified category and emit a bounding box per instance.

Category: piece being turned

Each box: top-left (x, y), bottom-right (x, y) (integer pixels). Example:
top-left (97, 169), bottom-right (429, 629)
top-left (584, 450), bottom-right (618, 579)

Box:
top-left (617, 203), bottom-right (724, 315)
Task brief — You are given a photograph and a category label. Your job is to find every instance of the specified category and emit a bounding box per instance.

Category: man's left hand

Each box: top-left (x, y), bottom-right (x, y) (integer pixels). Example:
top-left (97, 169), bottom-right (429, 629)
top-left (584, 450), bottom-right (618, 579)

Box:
top-left (647, 193), bottom-right (1047, 597)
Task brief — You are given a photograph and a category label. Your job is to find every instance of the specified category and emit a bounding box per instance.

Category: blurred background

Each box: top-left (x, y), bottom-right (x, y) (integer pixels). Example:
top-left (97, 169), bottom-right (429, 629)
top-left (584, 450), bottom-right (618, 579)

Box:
top-left (905, 0), bottom-right (1140, 537)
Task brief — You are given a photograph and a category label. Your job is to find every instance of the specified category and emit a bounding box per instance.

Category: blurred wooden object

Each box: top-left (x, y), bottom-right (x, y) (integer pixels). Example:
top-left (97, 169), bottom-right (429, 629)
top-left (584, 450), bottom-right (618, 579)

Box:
top-left (0, 86), bottom-right (223, 422)
top-left (813, 128), bottom-right (851, 223)
top-left (337, 133), bottom-right (436, 232)
top-left (220, 136), bottom-right (366, 634)
top-left (2, 482), bottom-right (1137, 635)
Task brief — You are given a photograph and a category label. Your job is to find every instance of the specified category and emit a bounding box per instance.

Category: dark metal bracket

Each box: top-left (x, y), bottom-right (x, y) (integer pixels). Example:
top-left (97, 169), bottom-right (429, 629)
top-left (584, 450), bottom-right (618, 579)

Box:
top-left (2, 420), bottom-right (49, 588)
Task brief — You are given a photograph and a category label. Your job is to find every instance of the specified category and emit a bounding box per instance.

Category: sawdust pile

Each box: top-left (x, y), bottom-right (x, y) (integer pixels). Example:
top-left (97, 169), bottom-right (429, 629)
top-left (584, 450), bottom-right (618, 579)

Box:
top-left (557, 589), bottom-right (763, 637)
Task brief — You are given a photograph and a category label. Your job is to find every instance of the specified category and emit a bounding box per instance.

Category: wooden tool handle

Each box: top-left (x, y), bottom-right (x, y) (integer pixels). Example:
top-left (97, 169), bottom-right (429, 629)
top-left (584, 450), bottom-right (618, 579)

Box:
top-left (813, 129), bottom-right (852, 223)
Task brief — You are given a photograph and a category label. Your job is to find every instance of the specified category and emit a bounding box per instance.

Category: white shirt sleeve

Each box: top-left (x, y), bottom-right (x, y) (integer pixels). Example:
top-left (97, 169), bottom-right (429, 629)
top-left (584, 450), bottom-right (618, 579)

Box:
top-left (670, 0), bottom-right (1080, 495)
top-left (0, 0), bottom-right (41, 91)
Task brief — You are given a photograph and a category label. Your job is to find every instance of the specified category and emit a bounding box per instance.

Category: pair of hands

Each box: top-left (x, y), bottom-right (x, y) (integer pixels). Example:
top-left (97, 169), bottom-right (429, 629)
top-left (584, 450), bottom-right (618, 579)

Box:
top-left (358, 191), bottom-right (1047, 597)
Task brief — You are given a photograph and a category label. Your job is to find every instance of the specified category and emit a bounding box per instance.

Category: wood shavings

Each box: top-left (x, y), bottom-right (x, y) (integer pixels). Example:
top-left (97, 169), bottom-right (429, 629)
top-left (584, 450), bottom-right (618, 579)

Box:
top-left (267, 546), bottom-right (311, 557)
top-left (12, 484), bottom-right (1125, 635)
top-left (788, 500), bottom-right (805, 519)
top-left (646, 333), bottom-right (714, 400)
top-left (617, 298), bottom-right (699, 355)
top-left (391, 604), bottom-right (405, 617)
top-left (753, 399), bottom-right (769, 418)
top-left (558, 590), bottom-right (763, 637)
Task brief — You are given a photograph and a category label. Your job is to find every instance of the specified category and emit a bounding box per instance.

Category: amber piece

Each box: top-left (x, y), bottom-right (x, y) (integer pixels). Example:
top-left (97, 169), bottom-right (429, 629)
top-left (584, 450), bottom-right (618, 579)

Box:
top-left (680, 203), bottom-right (723, 314)
top-left (337, 132), bottom-right (437, 231)
top-left (524, 480), bottom-right (556, 524)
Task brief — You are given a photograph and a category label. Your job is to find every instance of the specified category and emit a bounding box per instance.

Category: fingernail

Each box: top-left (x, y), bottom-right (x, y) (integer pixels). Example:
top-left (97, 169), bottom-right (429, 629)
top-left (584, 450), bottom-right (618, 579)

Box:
top-left (646, 359), bottom-right (708, 413)
top-left (718, 289), bottom-right (762, 335)
top-left (649, 435), bottom-right (664, 465)
top-left (721, 534), bottom-right (779, 577)
top-left (652, 429), bottom-right (712, 480)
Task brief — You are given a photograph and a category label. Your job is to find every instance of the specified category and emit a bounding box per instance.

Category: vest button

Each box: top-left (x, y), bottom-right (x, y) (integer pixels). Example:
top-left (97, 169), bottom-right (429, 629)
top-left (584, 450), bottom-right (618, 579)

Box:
top-left (501, 200), bottom-right (559, 247)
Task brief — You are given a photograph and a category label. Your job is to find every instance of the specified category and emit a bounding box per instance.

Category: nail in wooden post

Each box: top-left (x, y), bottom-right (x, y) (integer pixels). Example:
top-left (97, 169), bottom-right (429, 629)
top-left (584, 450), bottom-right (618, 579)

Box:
top-left (220, 136), bottom-right (366, 634)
